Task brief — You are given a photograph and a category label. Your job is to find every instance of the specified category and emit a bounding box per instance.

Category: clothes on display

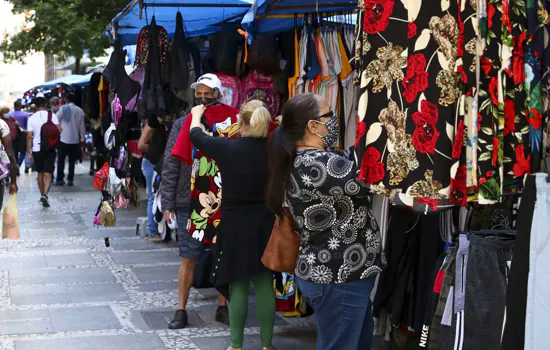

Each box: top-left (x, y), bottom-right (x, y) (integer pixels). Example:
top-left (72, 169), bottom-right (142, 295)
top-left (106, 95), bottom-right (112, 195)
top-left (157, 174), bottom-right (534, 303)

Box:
top-left (354, 0), bottom-right (550, 213)
top-left (501, 174), bottom-right (550, 350)
top-left (289, 18), bottom-right (358, 148)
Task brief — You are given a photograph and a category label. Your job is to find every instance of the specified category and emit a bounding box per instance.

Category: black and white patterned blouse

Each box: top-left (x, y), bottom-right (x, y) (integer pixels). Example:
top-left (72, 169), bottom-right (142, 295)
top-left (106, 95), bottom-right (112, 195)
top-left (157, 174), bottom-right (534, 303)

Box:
top-left (287, 149), bottom-right (384, 284)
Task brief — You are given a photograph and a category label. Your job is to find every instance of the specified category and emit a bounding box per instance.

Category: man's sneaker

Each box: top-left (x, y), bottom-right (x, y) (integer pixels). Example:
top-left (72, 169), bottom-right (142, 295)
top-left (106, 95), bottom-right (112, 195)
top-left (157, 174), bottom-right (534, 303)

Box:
top-left (40, 195), bottom-right (50, 208)
top-left (54, 181), bottom-right (65, 186)
top-left (168, 309), bottom-right (188, 329)
top-left (215, 305), bottom-right (229, 325)
top-left (67, 181), bottom-right (74, 187)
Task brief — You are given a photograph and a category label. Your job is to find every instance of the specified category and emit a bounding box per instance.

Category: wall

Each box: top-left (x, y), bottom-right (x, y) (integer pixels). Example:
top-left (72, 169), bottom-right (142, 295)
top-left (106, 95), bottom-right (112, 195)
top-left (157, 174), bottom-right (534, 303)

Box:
top-left (0, 0), bottom-right (45, 107)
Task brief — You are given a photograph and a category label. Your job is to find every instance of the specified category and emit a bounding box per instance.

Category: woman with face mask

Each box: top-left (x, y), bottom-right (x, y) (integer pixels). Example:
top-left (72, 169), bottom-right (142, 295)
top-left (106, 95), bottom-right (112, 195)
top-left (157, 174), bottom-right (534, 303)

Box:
top-left (266, 93), bottom-right (384, 350)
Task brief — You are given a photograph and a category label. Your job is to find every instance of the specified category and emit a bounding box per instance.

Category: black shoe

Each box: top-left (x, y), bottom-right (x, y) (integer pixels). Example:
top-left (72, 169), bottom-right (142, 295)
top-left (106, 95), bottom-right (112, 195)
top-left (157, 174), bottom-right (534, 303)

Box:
top-left (67, 181), bottom-right (74, 187)
top-left (215, 306), bottom-right (229, 325)
top-left (89, 170), bottom-right (94, 176)
top-left (168, 309), bottom-right (188, 329)
top-left (40, 195), bottom-right (50, 208)
top-left (54, 181), bottom-right (65, 186)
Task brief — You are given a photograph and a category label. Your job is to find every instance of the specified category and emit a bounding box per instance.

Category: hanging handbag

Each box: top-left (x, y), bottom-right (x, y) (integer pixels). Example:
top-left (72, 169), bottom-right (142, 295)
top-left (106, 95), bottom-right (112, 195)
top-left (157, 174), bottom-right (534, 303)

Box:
top-left (94, 162), bottom-right (110, 191)
top-left (261, 208), bottom-right (301, 273)
top-left (114, 192), bottom-right (129, 209)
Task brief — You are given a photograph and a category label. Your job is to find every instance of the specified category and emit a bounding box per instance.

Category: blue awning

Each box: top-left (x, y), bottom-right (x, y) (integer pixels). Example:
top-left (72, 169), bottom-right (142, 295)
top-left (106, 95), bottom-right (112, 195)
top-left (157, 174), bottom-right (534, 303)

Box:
top-left (107, 0), bottom-right (254, 46)
top-left (39, 74), bottom-right (94, 89)
top-left (241, 0), bottom-right (357, 36)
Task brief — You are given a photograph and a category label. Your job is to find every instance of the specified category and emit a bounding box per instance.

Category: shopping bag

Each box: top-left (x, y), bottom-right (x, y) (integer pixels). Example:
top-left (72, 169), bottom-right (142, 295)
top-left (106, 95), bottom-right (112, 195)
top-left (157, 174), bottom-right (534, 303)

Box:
top-left (2, 194), bottom-right (20, 240)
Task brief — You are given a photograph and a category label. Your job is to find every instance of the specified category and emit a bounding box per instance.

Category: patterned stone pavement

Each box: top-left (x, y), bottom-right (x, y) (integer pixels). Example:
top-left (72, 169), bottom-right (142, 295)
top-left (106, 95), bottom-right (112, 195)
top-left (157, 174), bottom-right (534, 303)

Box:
top-left (0, 162), bottom-right (321, 350)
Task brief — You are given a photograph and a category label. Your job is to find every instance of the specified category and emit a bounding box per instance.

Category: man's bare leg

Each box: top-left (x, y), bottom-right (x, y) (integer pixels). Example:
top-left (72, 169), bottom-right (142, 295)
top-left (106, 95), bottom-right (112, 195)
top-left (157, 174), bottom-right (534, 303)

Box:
top-left (178, 258), bottom-right (196, 310)
top-left (37, 173), bottom-right (45, 195)
top-left (43, 173), bottom-right (53, 196)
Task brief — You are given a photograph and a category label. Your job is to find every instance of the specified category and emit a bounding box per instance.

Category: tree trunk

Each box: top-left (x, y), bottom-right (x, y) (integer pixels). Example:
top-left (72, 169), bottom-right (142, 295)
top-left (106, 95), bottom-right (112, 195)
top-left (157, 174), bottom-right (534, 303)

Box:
top-left (74, 57), bottom-right (81, 74)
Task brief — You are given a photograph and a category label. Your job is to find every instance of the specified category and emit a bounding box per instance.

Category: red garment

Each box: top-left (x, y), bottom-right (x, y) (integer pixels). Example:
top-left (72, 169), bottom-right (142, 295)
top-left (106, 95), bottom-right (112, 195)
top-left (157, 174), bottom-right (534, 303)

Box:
top-left (172, 104), bottom-right (239, 245)
top-left (171, 104), bottom-right (240, 165)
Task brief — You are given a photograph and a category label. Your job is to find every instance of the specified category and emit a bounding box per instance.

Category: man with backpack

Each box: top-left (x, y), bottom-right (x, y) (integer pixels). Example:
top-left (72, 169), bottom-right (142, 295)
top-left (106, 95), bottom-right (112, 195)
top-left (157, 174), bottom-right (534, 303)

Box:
top-left (54, 93), bottom-right (85, 187)
top-left (27, 97), bottom-right (61, 207)
top-left (7, 100), bottom-right (31, 175)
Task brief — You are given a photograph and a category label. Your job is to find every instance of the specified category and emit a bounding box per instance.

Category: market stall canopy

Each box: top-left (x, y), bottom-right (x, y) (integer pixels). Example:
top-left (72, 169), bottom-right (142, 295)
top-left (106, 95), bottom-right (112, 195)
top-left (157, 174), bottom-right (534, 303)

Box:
top-left (241, 0), bottom-right (357, 35)
top-left (107, 0), bottom-right (254, 46)
top-left (39, 74), bottom-right (94, 89)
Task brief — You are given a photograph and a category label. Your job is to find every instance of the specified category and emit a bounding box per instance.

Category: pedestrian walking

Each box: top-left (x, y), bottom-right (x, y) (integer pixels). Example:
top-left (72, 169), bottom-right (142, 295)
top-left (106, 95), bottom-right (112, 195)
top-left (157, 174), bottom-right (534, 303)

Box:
top-left (0, 117), bottom-right (19, 207)
top-left (266, 93), bottom-right (384, 350)
top-left (7, 100), bottom-right (31, 174)
top-left (137, 121), bottom-right (161, 241)
top-left (27, 97), bottom-right (61, 207)
top-left (54, 93), bottom-right (85, 186)
top-left (189, 99), bottom-right (276, 350)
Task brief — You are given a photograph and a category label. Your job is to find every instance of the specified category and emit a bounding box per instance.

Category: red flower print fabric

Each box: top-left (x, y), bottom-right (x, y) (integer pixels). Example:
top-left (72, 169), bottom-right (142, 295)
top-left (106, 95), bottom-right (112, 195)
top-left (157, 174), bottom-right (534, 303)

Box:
top-left (363, 0), bottom-right (395, 34)
top-left (450, 165), bottom-right (467, 206)
top-left (504, 99), bottom-right (515, 136)
top-left (355, 0), bottom-right (460, 213)
top-left (358, 146), bottom-right (386, 184)
top-left (408, 22), bottom-right (417, 39)
top-left (402, 54), bottom-right (429, 103)
top-left (452, 120), bottom-right (465, 159)
top-left (412, 100), bottom-right (440, 154)
top-left (513, 144), bottom-right (531, 178)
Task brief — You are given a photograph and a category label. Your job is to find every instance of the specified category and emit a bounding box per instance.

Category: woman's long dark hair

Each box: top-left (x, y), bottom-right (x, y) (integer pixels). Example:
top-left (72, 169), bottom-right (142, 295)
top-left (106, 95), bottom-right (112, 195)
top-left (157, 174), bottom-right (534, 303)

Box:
top-left (266, 93), bottom-right (320, 217)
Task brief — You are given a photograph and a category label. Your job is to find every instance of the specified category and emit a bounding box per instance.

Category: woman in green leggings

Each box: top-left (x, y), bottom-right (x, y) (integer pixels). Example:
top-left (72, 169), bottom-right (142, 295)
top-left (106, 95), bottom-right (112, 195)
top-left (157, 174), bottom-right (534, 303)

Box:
top-left (189, 99), bottom-right (276, 350)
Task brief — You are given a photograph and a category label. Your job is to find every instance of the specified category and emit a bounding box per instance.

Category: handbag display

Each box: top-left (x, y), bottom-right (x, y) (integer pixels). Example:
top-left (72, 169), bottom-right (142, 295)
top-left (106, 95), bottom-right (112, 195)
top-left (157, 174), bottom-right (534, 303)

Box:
top-left (261, 208), bottom-right (301, 273)
top-left (93, 162), bottom-right (110, 191)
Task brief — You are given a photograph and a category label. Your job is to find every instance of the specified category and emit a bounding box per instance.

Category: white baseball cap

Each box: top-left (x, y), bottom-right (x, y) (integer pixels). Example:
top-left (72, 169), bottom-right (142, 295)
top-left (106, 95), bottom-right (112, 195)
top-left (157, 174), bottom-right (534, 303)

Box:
top-left (190, 73), bottom-right (223, 91)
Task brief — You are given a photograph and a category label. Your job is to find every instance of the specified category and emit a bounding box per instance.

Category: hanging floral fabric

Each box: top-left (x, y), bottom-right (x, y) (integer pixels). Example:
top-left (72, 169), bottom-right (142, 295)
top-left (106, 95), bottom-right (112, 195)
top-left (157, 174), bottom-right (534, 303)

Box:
top-left (355, 0), bottom-right (461, 213)
top-left (355, 0), bottom-right (550, 212)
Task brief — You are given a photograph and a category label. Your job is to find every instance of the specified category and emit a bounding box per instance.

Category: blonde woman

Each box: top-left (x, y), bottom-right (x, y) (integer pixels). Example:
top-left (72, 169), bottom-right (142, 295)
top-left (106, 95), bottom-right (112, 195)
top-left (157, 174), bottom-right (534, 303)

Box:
top-left (189, 100), bottom-right (276, 350)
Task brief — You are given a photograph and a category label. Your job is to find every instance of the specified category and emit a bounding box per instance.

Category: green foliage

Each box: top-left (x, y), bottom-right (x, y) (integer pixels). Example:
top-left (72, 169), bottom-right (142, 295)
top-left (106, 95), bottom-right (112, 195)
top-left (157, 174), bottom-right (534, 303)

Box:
top-left (0, 0), bottom-right (127, 64)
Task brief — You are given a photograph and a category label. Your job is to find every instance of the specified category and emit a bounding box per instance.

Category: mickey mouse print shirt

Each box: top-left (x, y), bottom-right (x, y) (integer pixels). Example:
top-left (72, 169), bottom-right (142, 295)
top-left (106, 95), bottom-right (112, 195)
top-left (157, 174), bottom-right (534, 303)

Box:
top-left (287, 149), bottom-right (384, 284)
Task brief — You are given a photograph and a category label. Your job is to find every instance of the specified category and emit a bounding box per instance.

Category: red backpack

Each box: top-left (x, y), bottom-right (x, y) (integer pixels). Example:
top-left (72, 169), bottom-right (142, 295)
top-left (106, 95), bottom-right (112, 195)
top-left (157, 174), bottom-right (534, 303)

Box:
top-left (5, 117), bottom-right (19, 141)
top-left (241, 70), bottom-right (280, 116)
top-left (216, 73), bottom-right (241, 108)
top-left (40, 111), bottom-right (60, 152)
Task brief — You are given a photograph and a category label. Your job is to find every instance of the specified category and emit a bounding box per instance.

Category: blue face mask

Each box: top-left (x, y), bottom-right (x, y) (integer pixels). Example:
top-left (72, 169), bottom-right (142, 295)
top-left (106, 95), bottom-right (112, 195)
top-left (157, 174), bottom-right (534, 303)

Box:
top-left (314, 113), bottom-right (338, 148)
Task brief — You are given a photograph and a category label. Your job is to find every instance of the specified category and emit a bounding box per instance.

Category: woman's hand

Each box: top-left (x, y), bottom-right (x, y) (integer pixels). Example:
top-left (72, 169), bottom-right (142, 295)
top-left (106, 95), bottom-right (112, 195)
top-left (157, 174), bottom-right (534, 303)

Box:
top-left (8, 183), bottom-right (17, 195)
top-left (191, 105), bottom-right (206, 120)
top-left (190, 105), bottom-right (207, 131)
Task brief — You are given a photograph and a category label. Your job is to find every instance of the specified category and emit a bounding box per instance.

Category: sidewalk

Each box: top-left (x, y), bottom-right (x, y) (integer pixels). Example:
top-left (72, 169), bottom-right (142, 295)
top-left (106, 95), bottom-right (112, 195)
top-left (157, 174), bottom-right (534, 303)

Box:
top-left (0, 162), bottom-right (320, 349)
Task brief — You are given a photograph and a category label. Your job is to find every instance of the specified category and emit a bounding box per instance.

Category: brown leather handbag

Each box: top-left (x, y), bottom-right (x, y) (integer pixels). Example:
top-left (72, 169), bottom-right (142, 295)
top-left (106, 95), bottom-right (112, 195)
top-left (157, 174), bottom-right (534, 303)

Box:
top-left (262, 208), bottom-right (301, 273)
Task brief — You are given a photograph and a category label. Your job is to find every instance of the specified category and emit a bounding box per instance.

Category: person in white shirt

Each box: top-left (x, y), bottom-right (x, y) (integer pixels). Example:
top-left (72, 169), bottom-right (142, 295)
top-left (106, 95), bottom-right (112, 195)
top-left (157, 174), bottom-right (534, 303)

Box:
top-left (0, 118), bottom-right (19, 208)
top-left (27, 97), bottom-right (61, 207)
top-left (54, 93), bottom-right (85, 187)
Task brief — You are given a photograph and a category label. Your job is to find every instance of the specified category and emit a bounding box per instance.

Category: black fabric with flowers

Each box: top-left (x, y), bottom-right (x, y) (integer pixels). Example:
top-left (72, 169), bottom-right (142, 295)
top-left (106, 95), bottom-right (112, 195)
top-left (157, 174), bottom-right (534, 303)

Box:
top-left (354, 0), bottom-right (549, 211)
top-left (355, 0), bottom-right (460, 213)
top-left (287, 149), bottom-right (384, 285)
